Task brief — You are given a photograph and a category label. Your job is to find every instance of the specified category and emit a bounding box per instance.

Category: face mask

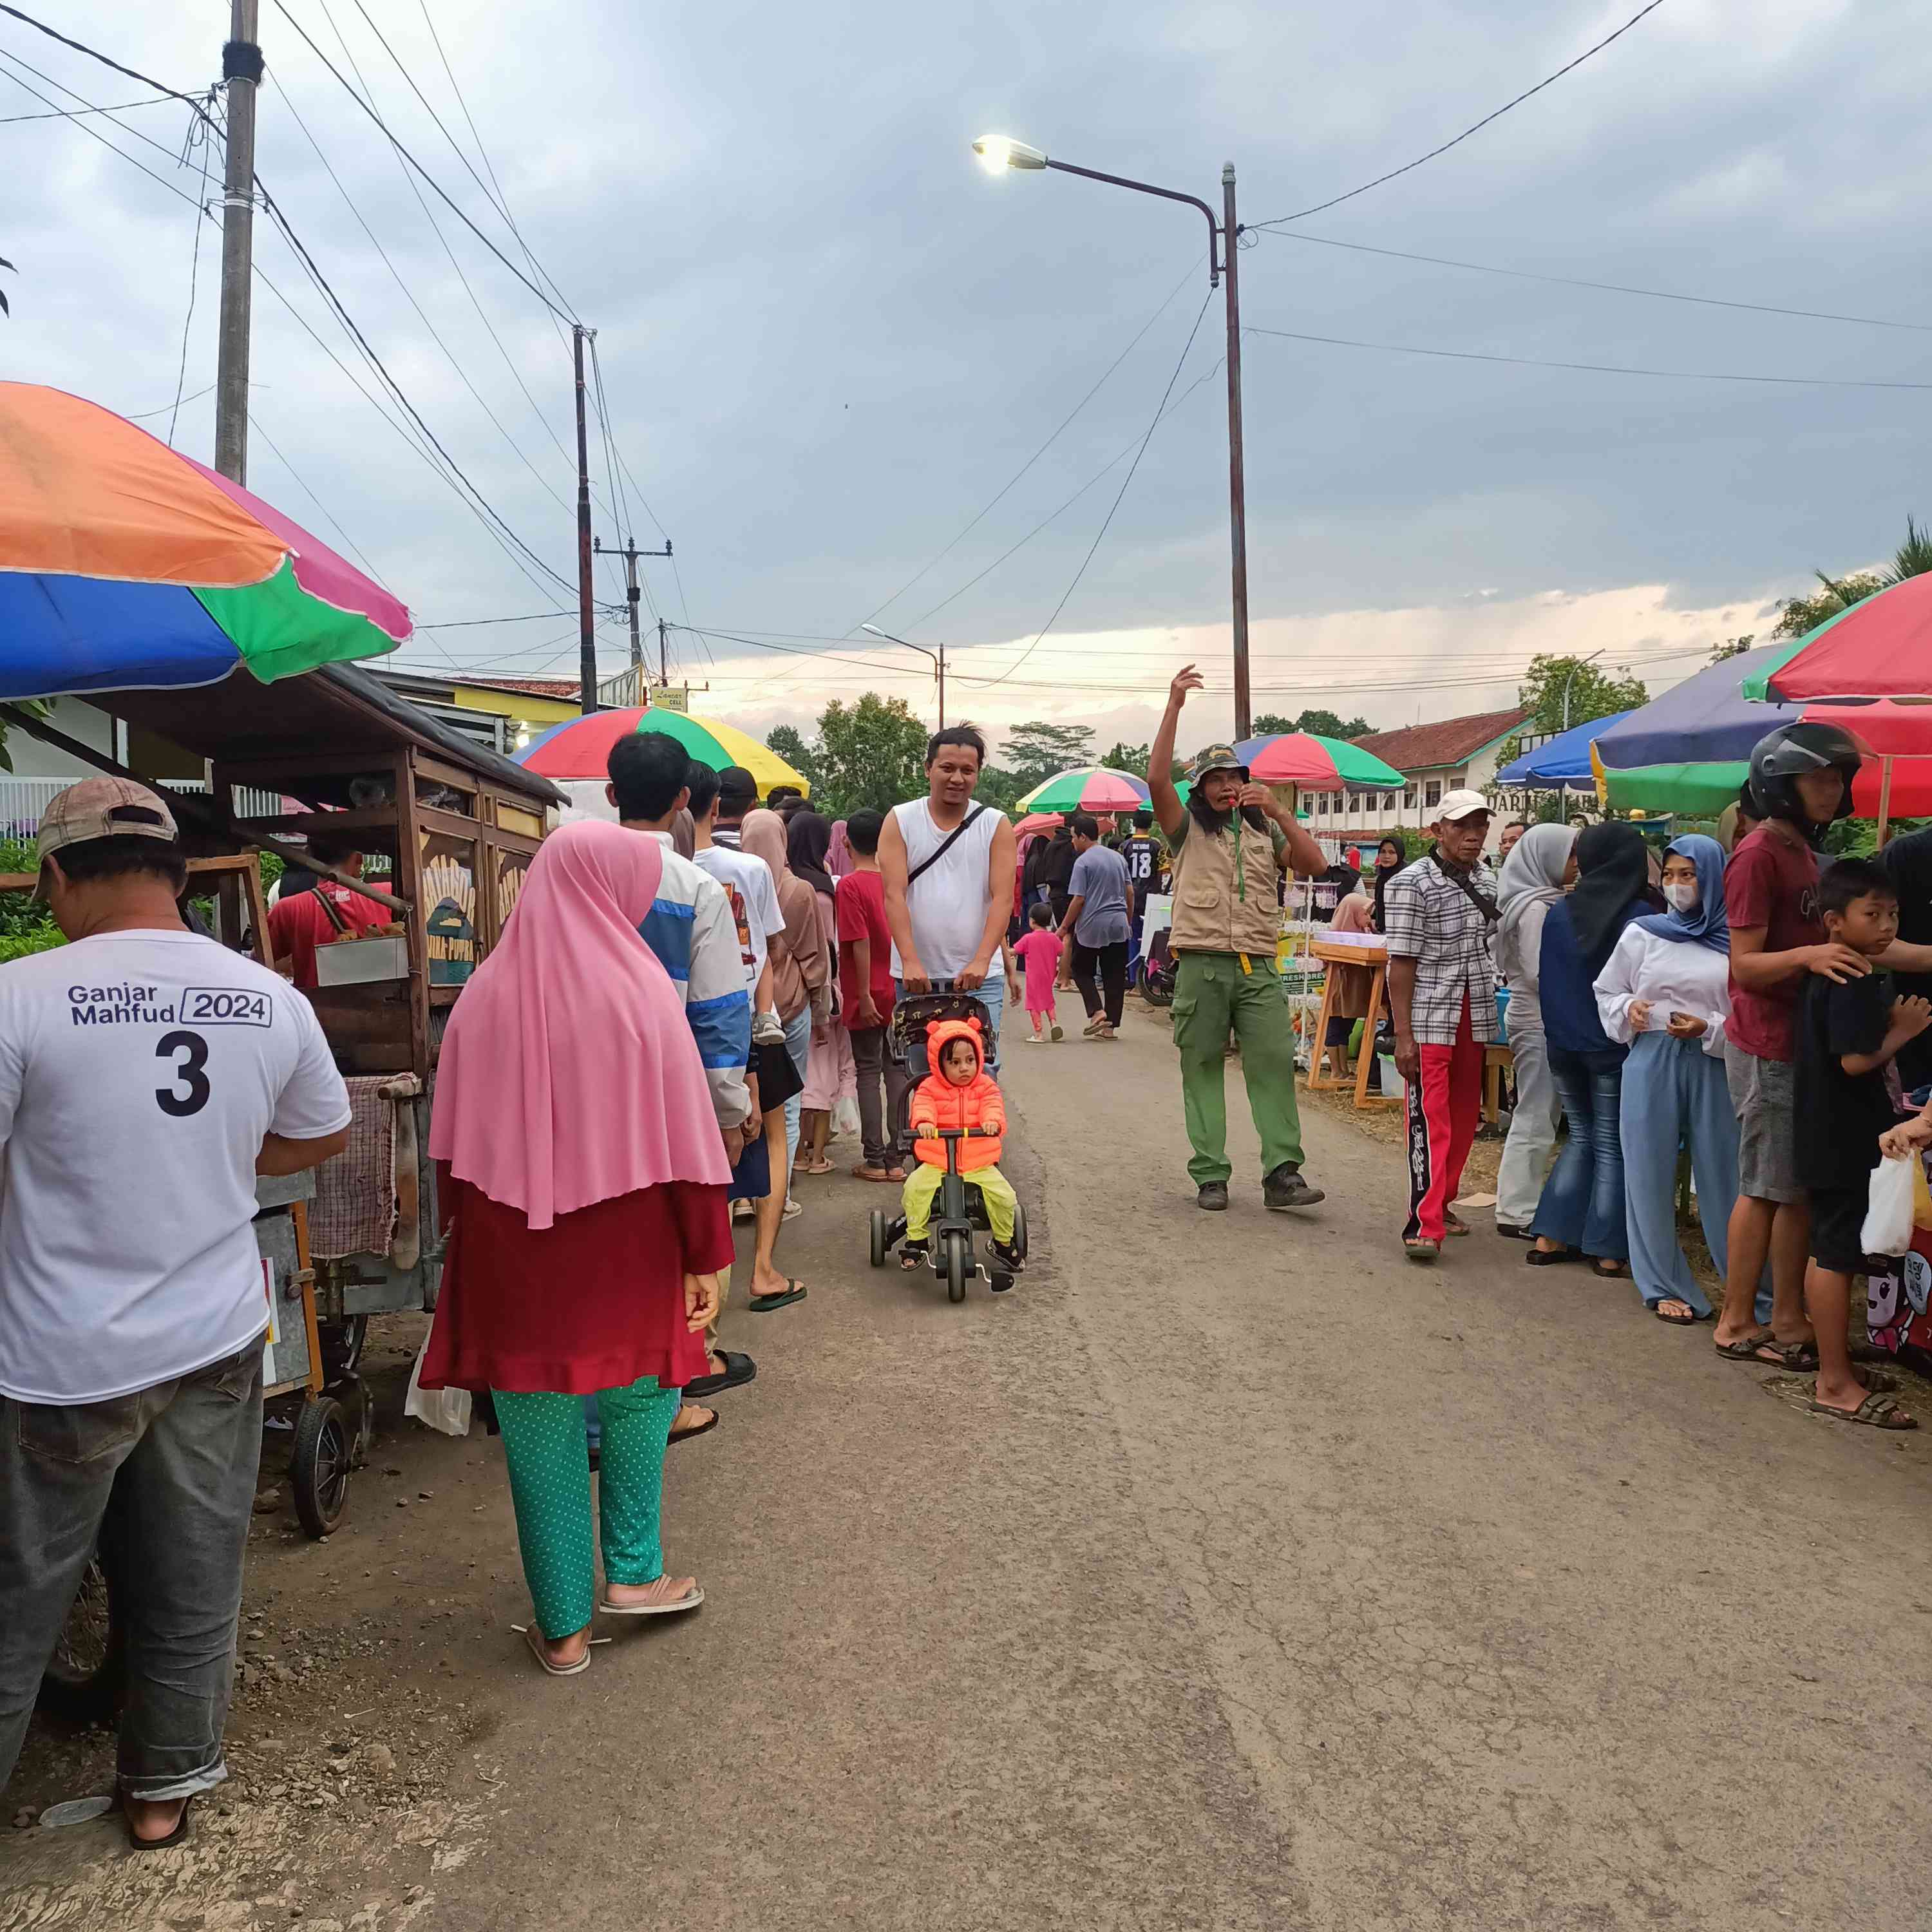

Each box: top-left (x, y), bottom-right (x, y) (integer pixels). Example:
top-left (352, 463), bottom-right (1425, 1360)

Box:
top-left (1663, 882), bottom-right (1699, 913)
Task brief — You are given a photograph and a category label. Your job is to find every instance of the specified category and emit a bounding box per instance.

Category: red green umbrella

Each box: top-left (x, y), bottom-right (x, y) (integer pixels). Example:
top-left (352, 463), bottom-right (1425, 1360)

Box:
top-left (1014, 766), bottom-right (1150, 813)
top-left (1244, 732), bottom-right (1403, 789)
top-left (1742, 574), bottom-right (1932, 701)
top-left (517, 706), bottom-right (809, 793)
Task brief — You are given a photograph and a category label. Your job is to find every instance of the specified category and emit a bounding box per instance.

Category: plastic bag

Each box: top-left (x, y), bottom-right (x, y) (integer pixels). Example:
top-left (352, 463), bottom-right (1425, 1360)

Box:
top-left (1861, 1153), bottom-right (1917, 1259)
top-left (832, 1095), bottom-right (861, 1139)
top-left (404, 1318), bottom-right (471, 1437)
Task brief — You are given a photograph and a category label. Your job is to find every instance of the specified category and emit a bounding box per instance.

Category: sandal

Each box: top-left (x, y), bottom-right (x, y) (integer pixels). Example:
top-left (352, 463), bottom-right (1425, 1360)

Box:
top-left (1441, 1212), bottom-right (1472, 1237)
top-left (1651, 1300), bottom-right (1699, 1325)
top-left (1404, 1236), bottom-right (1439, 1264)
top-left (1805, 1388), bottom-right (1918, 1429)
top-left (1592, 1259), bottom-right (1627, 1279)
top-left (598, 1577), bottom-right (705, 1616)
top-left (683, 1350), bottom-right (755, 1399)
top-left (799, 1158), bottom-right (835, 1177)
top-left (668, 1406), bottom-right (719, 1445)
top-left (517, 1624), bottom-right (601, 1676)
top-left (1714, 1332), bottom-right (1821, 1371)
top-left (852, 1164), bottom-right (894, 1182)
top-left (746, 1278), bottom-right (807, 1313)
top-left (1524, 1245), bottom-right (1577, 1267)
top-left (120, 1794), bottom-right (194, 1852)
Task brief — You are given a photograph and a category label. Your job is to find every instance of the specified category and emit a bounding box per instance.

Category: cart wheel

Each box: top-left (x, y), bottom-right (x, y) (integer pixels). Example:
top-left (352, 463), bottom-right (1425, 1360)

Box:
top-left (337, 1374), bottom-right (375, 1469)
top-left (869, 1208), bottom-right (888, 1269)
top-left (319, 1312), bottom-right (368, 1382)
top-left (1012, 1202), bottom-right (1028, 1262)
top-left (942, 1232), bottom-right (969, 1304)
top-left (36, 1553), bottom-right (124, 1723)
top-left (291, 1396), bottom-right (351, 1539)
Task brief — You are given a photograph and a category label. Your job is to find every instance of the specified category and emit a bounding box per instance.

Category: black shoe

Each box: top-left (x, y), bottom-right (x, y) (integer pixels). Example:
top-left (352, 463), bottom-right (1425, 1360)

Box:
top-left (1263, 1163), bottom-right (1325, 1211)
top-left (989, 1238), bottom-right (1025, 1273)
top-left (1197, 1182), bottom-right (1229, 1211)
top-left (684, 1349), bottom-right (757, 1400)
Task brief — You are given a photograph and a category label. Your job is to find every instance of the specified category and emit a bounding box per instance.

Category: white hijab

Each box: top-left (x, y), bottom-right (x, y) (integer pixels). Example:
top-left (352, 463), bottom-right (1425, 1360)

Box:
top-left (1493, 824), bottom-right (1574, 984)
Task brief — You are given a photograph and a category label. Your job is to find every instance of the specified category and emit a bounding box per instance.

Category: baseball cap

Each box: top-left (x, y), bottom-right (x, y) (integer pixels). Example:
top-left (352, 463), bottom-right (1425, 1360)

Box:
top-left (35, 777), bottom-right (179, 866)
top-left (1436, 788), bottom-right (1491, 822)
top-left (1190, 744), bottom-right (1249, 781)
top-left (715, 765), bottom-right (759, 808)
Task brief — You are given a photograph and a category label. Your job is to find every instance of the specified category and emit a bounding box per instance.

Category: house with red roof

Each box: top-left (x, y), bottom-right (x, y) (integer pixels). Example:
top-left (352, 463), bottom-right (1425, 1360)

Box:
top-left (1301, 706), bottom-right (1531, 844)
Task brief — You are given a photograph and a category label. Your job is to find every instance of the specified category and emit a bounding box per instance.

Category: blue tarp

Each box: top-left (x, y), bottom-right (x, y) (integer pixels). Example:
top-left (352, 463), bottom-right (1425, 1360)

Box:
top-left (1495, 710), bottom-right (1634, 788)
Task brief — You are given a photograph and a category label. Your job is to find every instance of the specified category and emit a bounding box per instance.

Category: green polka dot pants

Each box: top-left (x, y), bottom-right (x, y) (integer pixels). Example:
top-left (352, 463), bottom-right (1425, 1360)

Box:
top-left (491, 1376), bottom-right (680, 1638)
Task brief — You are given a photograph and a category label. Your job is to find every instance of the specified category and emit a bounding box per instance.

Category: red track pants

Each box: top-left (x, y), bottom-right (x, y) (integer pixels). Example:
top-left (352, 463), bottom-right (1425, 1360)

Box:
top-left (1403, 997), bottom-right (1483, 1244)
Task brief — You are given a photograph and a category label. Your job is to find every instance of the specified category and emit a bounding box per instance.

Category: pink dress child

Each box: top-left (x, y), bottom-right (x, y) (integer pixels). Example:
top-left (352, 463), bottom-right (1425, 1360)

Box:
top-left (1012, 926), bottom-right (1065, 1039)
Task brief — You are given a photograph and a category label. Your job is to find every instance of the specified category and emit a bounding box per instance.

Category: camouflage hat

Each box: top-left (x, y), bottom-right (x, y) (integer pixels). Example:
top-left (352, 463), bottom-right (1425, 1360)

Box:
top-left (1190, 744), bottom-right (1249, 782)
top-left (35, 776), bottom-right (178, 865)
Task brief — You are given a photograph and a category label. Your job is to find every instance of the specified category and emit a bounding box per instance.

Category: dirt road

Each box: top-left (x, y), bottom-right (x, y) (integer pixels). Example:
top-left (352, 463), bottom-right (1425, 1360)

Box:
top-left (7, 999), bottom-right (1931, 1930)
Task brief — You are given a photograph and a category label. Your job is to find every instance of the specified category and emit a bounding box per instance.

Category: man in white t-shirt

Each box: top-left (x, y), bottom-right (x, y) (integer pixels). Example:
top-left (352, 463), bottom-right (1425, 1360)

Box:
top-left (0, 781), bottom-right (351, 1842)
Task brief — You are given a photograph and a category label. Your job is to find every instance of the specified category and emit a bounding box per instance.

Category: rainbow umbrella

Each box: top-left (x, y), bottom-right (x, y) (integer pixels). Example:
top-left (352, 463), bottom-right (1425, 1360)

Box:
top-left (1242, 732), bottom-right (1403, 790)
top-left (0, 382), bottom-right (408, 697)
top-left (1742, 574), bottom-right (1932, 702)
top-left (517, 706), bottom-right (810, 797)
top-left (1015, 766), bottom-right (1150, 813)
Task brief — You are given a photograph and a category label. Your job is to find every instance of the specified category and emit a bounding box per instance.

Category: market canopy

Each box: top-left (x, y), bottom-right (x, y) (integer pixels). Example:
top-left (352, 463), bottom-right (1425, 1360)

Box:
top-left (1595, 642), bottom-right (1932, 815)
top-left (1743, 574), bottom-right (1932, 702)
top-left (1238, 732), bottom-right (1403, 790)
top-left (0, 382), bottom-right (409, 698)
top-left (1495, 712), bottom-right (1634, 790)
top-left (515, 706), bottom-right (810, 819)
top-left (1015, 766), bottom-right (1150, 813)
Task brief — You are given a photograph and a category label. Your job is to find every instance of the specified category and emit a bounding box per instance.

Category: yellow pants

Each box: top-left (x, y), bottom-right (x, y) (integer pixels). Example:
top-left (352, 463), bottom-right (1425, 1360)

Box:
top-left (902, 1160), bottom-right (1016, 1243)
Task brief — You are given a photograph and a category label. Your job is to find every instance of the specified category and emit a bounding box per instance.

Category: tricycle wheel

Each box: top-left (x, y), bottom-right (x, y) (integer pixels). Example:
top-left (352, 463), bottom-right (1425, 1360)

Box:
top-left (1012, 1202), bottom-right (1028, 1262)
top-left (291, 1395), bottom-right (351, 1539)
top-left (869, 1208), bottom-right (888, 1268)
top-left (942, 1232), bottom-right (969, 1304)
top-left (36, 1553), bottom-right (124, 1723)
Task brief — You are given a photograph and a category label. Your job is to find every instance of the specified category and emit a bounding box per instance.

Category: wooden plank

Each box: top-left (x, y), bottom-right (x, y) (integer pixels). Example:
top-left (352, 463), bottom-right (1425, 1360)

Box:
top-left (291, 1200), bottom-right (325, 1399)
top-left (397, 750), bottom-right (432, 1077)
top-left (233, 808), bottom-right (399, 839)
top-left (413, 753), bottom-right (485, 798)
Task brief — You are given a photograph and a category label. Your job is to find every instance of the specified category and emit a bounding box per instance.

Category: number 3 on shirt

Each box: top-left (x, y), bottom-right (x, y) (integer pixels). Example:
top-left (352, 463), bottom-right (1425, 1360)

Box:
top-left (154, 1029), bottom-right (212, 1117)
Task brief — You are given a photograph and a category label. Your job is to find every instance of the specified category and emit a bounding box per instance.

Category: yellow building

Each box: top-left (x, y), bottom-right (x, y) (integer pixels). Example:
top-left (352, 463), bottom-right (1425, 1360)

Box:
top-left (371, 670), bottom-right (580, 755)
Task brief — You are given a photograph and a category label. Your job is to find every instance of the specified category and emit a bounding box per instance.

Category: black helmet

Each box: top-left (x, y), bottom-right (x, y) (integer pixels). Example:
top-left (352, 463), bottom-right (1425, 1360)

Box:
top-left (1747, 721), bottom-right (1861, 833)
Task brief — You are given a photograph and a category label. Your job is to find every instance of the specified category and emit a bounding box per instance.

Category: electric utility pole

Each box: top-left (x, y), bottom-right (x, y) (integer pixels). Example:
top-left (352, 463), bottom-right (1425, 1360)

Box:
top-left (594, 535), bottom-right (672, 677)
top-left (658, 617), bottom-right (670, 686)
top-left (214, 0), bottom-right (262, 484)
top-left (573, 325), bottom-right (597, 713)
top-left (1222, 163), bottom-right (1250, 741)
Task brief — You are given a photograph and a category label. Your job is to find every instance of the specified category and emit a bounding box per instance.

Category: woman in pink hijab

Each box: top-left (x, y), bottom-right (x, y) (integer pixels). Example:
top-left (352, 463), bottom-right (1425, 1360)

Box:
top-left (422, 821), bottom-right (733, 1676)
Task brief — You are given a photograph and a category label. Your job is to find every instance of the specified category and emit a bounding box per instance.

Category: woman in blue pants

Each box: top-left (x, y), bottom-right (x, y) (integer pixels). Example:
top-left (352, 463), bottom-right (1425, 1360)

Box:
top-left (1593, 835), bottom-right (1741, 1323)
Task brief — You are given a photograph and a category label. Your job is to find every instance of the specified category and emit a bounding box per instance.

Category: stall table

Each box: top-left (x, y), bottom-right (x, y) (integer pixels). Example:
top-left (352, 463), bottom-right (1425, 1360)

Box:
top-left (1303, 934), bottom-right (1399, 1110)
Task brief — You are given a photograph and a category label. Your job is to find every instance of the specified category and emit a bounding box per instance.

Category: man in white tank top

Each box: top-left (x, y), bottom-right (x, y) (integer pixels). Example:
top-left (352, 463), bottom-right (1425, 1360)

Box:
top-left (880, 725), bottom-right (1020, 1066)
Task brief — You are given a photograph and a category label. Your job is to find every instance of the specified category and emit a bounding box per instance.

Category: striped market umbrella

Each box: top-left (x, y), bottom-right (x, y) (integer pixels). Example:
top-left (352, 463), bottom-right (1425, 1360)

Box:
top-left (1742, 573), bottom-right (1932, 702)
top-left (1240, 732), bottom-right (1403, 790)
top-left (516, 706), bottom-right (810, 797)
top-left (0, 382), bottom-right (409, 697)
top-left (1014, 766), bottom-right (1150, 813)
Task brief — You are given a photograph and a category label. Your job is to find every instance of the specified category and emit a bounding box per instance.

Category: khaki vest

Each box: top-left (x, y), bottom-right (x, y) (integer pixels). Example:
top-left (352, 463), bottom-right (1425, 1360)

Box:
top-left (1168, 815), bottom-right (1283, 956)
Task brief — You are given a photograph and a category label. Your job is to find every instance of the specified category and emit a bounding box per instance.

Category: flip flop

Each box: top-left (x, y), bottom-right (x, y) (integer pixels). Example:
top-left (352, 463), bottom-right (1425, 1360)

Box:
top-left (1650, 1301), bottom-right (1699, 1325)
top-left (668, 1408), bottom-right (719, 1446)
top-left (683, 1351), bottom-right (756, 1399)
top-left (597, 1579), bottom-right (705, 1616)
top-left (1524, 1246), bottom-right (1577, 1267)
top-left (851, 1164), bottom-right (894, 1182)
top-left (1441, 1213), bottom-right (1472, 1237)
top-left (516, 1624), bottom-right (601, 1675)
top-left (799, 1159), bottom-right (835, 1176)
top-left (120, 1794), bottom-right (193, 1852)
top-left (747, 1279), bottom-right (807, 1312)
top-left (1805, 1388), bottom-right (1918, 1429)
top-left (1403, 1237), bottom-right (1439, 1264)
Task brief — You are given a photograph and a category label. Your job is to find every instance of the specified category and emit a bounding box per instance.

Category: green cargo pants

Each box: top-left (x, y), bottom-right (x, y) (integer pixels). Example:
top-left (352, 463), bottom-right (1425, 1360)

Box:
top-left (1170, 950), bottom-right (1304, 1186)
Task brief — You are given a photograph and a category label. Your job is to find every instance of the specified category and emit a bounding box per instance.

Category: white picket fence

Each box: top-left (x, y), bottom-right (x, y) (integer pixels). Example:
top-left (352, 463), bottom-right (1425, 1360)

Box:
top-left (0, 779), bottom-right (283, 839)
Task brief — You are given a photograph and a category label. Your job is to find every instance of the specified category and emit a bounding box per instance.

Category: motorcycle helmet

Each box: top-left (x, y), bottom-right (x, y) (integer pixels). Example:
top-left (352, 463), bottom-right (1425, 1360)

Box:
top-left (1746, 721), bottom-right (1862, 837)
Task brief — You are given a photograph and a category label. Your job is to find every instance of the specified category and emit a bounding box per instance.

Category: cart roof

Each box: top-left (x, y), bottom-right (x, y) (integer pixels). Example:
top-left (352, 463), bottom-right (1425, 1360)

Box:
top-left (95, 661), bottom-right (566, 806)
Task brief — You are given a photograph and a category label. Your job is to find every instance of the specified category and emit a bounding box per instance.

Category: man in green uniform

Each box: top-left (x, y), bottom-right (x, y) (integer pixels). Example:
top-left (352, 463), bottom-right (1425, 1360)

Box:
top-left (1148, 665), bottom-right (1329, 1213)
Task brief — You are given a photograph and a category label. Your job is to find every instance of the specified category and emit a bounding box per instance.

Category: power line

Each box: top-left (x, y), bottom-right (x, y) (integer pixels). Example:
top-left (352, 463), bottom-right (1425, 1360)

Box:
top-left (124, 383), bottom-right (216, 421)
top-left (166, 97), bottom-right (218, 447)
top-left (1248, 1), bottom-right (1666, 229)
top-left (247, 410), bottom-right (390, 587)
top-left (271, 0), bottom-right (574, 321)
top-left (1243, 322), bottom-right (1932, 390)
top-left (844, 254), bottom-right (1204, 638)
top-left (0, 50), bottom-right (204, 207)
top-left (1251, 229), bottom-right (1932, 335)
top-left (0, 91), bottom-right (176, 124)
top-left (980, 289), bottom-right (1218, 691)
top-left (0, 5), bottom-right (218, 124)
top-left (417, 611), bottom-right (582, 629)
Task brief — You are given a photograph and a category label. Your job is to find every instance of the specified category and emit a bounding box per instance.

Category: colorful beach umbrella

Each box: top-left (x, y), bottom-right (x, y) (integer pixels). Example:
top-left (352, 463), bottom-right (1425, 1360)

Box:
top-left (0, 382), bottom-right (409, 698)
top-left (1012, 811), bottom-right (1063, 837)
top-left (1015, 766), bottom-right (1150, 813)
top-left (1742, 574), bottom-right (1932, 702)
top-left (516, 706), bottom-right (810, 797)
top-left (1241, 732), bottom-right (1403, 790)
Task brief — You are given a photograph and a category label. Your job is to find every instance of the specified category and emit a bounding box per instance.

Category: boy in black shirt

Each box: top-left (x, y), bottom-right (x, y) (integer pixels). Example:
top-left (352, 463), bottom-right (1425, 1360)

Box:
top-left (1794, 859), bottom-right (1928, 1427)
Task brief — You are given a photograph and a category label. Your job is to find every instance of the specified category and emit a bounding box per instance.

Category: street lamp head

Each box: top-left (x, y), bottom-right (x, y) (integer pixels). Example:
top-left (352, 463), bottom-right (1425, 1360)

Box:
top-left (972, 134), bottom-right (1047, 175)
top-left (860, 623), bottom-right (894, 641)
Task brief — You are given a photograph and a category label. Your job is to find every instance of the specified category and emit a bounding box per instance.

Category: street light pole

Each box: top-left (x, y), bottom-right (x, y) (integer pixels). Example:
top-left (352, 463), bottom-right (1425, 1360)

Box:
top-left (973, 137), bottom-right (1253, 739)
top-left (860, 624), bottom-right (947, 728)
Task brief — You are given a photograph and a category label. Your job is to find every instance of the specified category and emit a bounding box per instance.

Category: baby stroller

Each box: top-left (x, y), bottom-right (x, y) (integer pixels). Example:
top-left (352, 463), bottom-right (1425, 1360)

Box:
top-left (865, 987), bottom-right (1029, 1301)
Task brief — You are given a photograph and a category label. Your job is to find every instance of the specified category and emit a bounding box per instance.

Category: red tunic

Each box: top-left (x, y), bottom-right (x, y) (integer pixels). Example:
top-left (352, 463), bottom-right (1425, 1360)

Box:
top-left (419, 1173), bottom-right (732, 1396)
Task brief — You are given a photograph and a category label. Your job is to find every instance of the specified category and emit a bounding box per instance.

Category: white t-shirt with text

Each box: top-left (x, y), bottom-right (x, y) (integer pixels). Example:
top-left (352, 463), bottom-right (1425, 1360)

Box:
top-left (0, 929), bottom-right (353, 1404)
top-left (694, 843), bottom-right (781, 989)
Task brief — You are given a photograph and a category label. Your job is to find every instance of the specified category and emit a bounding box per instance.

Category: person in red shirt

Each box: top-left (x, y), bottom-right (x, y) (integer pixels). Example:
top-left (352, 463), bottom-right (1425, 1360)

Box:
top-left (1713, 724), bottom-right (1868, 1368)
top-left (835, 809), bottom-right (907, 1182)
top-left (266, 838), bottom-right (391, 989)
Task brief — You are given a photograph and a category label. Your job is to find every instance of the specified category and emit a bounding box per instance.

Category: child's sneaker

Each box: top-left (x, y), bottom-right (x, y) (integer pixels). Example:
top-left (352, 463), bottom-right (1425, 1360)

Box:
top-left (751, 1009), bottom-right (785, 1046)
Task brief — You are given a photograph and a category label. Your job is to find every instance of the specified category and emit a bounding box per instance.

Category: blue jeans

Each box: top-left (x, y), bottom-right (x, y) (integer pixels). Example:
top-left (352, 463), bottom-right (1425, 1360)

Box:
top-left (1, 1343), bottom-right (263, 1799)
top-left (781, 1003), bottom-right (811, 1190)
top-left (1533, 1046), bottom-right (1629, 1260)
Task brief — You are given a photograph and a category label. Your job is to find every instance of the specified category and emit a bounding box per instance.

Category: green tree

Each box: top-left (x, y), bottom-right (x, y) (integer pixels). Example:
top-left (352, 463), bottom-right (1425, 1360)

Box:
top-left (1887, 513), bottom-right (1932, 585)
top-left (1000, 720), bottom-right (1095, 791)
top-left (762, 724), bottom-right (823, 793)
top-left (1251, 708), bottom-right (1369, 739)
top-left (1251, 712), bottom-right (1296, 735)
top-left (1516, 655), bottom-right (1649, 735)
top-left (973, 766), bottom-right (1028, 814)
top-left (1709, 634), bottom-right (1756, 664)
top-left (1100, 740), bottom-right (1151, 775)
top-left (811, 693), bottom-right (929, 817)
top-left (1774, 573), bottom-right (1886, 641)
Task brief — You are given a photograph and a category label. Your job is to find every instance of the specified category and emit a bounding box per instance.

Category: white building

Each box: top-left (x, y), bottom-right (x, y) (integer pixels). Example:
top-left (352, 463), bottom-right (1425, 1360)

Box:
top-left (1297, 707), bottom-right (1531, 846)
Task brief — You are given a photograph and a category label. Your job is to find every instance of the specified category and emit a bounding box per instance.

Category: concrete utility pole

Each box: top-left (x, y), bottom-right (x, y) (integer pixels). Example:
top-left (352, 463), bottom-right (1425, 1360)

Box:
top-left (594, 535), bottom-right (672, 676)
top-left (658, 617), bottom-right (670, 686)
top-left (214, 0), bottom-right (263, 484)
top-left (573, 325), bottom-right (597, 713)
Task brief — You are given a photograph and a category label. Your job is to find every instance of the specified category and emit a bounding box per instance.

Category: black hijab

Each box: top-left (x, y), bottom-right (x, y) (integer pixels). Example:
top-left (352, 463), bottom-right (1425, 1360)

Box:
top-left (786, 810), bottom-right (835, 899)
top-left (1568, 822), bottom-right (1654, 975)
top-left (1371, 848), bottom-right (1408, 935)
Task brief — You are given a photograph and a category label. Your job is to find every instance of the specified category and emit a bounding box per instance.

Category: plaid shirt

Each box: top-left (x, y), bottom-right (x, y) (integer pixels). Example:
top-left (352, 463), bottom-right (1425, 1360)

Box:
top-left (1381, 855), bottom-right (1499, 1046)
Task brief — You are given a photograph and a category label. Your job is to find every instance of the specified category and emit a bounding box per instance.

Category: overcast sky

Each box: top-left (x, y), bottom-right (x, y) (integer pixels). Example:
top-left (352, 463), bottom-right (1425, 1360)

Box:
top-left (6, 1), bottom-right (1926, 752)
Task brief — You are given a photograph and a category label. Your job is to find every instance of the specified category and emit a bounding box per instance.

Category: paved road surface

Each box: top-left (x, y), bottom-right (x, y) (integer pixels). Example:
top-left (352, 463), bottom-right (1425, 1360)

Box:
top-left (8, 1001), bottom-right (1931, 1930)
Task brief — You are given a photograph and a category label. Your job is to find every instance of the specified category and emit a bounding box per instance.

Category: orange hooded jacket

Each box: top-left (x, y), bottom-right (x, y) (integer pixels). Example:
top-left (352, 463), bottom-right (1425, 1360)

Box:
top-left (909, 1016), bottom-right (1005, 1173)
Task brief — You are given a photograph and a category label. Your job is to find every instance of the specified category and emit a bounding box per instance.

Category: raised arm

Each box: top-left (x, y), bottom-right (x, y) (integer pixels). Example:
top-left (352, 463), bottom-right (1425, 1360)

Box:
top-left (1148, 665), bottom-right (1200, 842)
